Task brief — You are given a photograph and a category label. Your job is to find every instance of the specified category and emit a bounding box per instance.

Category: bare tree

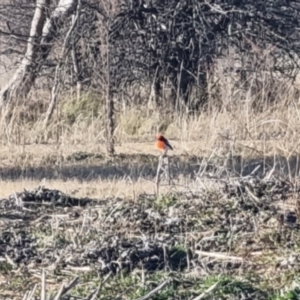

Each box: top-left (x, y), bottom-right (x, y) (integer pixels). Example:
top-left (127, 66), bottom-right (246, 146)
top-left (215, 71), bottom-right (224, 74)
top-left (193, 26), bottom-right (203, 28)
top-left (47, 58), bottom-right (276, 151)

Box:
top-left (2, 0), bottom-right (300, 114)
top-left (0, 0), bottom-right (77, 108)
top-left (95, 0), bottom-right (118, 156)
top-left (109, 0), bottom-right (300, 110)
top-left (0, 0), bottom-right (119, 154)
top-left (0, 0), bottom-right (48, 107)
top-left (43, 0), bottom-right (82, 127)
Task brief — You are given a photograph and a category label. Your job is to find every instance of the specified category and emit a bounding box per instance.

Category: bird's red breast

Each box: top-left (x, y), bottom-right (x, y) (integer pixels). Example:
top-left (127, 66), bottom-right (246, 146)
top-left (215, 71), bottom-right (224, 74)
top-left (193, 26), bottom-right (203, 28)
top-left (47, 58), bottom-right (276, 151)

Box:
top-left (155, 134), bottom-right (173, 151)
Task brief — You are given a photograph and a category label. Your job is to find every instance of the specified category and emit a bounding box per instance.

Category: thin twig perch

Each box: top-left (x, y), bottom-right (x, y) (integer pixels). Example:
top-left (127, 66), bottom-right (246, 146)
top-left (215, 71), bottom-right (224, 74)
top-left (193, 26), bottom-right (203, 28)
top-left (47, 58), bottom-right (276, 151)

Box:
top-left (155, 154), bottom-right (171, 195)
top-left (156, 154), bottom-right (164, 196)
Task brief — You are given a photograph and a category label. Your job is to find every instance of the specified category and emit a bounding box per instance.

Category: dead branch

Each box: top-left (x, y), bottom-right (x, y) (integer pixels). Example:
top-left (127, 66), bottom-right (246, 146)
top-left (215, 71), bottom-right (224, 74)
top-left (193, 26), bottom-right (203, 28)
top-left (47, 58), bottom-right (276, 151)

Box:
top-left (51, 276), bottom-right (79, 300)
top-left (41, 268), bottom-right (46, 300)
top-left (195, 250), bottom-right (244, 262)
top-left (156, 154), bottom-right (171, 195)
top-left (192, 281), bottom-right (221, 300)
top-left (134, 278), bottom-right (171, 300)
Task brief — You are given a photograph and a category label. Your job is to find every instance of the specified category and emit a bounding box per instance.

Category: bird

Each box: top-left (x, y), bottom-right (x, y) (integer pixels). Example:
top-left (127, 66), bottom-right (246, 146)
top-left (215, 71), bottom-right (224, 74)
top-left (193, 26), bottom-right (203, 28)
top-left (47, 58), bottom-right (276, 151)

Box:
top-left (155, 133), bottom-right (173, 155)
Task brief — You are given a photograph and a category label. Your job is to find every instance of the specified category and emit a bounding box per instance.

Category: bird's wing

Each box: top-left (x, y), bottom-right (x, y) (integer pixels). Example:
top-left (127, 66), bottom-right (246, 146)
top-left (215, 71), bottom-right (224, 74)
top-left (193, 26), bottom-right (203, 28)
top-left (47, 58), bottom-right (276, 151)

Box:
top-left (164, 138), bottom-right (173, 150)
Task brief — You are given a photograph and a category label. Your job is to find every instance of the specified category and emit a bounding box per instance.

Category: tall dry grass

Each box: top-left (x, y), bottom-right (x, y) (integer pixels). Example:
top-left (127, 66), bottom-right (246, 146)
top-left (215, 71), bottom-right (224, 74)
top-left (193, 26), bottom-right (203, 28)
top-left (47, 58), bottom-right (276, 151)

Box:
top-left (0, 55), bottom-right (300, 161)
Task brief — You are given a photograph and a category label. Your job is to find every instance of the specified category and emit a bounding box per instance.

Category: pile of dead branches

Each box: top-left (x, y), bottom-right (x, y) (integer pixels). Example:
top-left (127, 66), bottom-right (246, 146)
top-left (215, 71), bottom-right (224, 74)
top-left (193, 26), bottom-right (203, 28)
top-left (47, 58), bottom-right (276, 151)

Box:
top-left (1, 173), bottom-right (300, 298)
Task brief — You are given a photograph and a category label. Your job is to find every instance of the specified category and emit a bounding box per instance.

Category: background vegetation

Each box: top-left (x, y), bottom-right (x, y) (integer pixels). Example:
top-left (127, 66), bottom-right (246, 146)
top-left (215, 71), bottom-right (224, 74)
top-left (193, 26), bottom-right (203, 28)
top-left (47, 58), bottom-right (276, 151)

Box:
top-left (0, 0), bottom-right (300, 299)
top-left (0, 0), bottom-right (300, 153)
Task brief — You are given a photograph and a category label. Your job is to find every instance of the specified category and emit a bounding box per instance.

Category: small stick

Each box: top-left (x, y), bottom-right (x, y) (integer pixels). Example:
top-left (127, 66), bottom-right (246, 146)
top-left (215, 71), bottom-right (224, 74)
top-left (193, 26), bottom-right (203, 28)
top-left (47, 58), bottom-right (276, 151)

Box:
top-left (156, 154), bottom-right (163, 196)
top-left (167, 156), bottom-right (170, 185)
top-left (22, 291), bottom-right (30, 300)
top-left (134, 278), bottom-right (171, 300)
top-left (160, 155), bottom-right (171, 185)
top-left (86, 272), bottom-right (111, 300)
top-left (5, 254), bottom-right (16, 268)
top-left (41, 269), bottom-right (46, 300)
top-left (195, 250), bottom-right (244, 261)
top-left (51, 276), bottom-right (79, 300)
top-left (27, 284), bottom-right (37, 300)
top-left (191, 280), bottom-right (220, 300)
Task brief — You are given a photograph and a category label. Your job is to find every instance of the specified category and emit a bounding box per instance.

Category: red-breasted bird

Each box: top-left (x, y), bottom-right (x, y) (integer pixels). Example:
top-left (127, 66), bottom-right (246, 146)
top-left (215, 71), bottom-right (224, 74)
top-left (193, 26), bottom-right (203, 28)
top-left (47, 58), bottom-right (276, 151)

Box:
top-left (155, 134), bottom-right (173, 155)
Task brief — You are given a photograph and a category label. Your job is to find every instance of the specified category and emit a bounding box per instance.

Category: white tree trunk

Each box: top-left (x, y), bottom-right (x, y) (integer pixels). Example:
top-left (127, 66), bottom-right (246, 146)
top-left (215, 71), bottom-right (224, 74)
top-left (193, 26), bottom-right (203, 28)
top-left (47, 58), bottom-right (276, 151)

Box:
top-left (0, 0), bottom-right (48, 106)
top-left (0, 0), bottom-right (77, 108)
top-left (44, 0), bottom-right (82, 128)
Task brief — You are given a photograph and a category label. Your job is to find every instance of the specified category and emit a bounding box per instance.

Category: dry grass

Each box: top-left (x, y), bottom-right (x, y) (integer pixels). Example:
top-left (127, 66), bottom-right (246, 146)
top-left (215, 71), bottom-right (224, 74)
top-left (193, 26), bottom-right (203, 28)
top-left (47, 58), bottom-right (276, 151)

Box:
top-left (2, 101), bottom-right (300, 156)
top-left (1, 97), bottom-right (300, 199)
